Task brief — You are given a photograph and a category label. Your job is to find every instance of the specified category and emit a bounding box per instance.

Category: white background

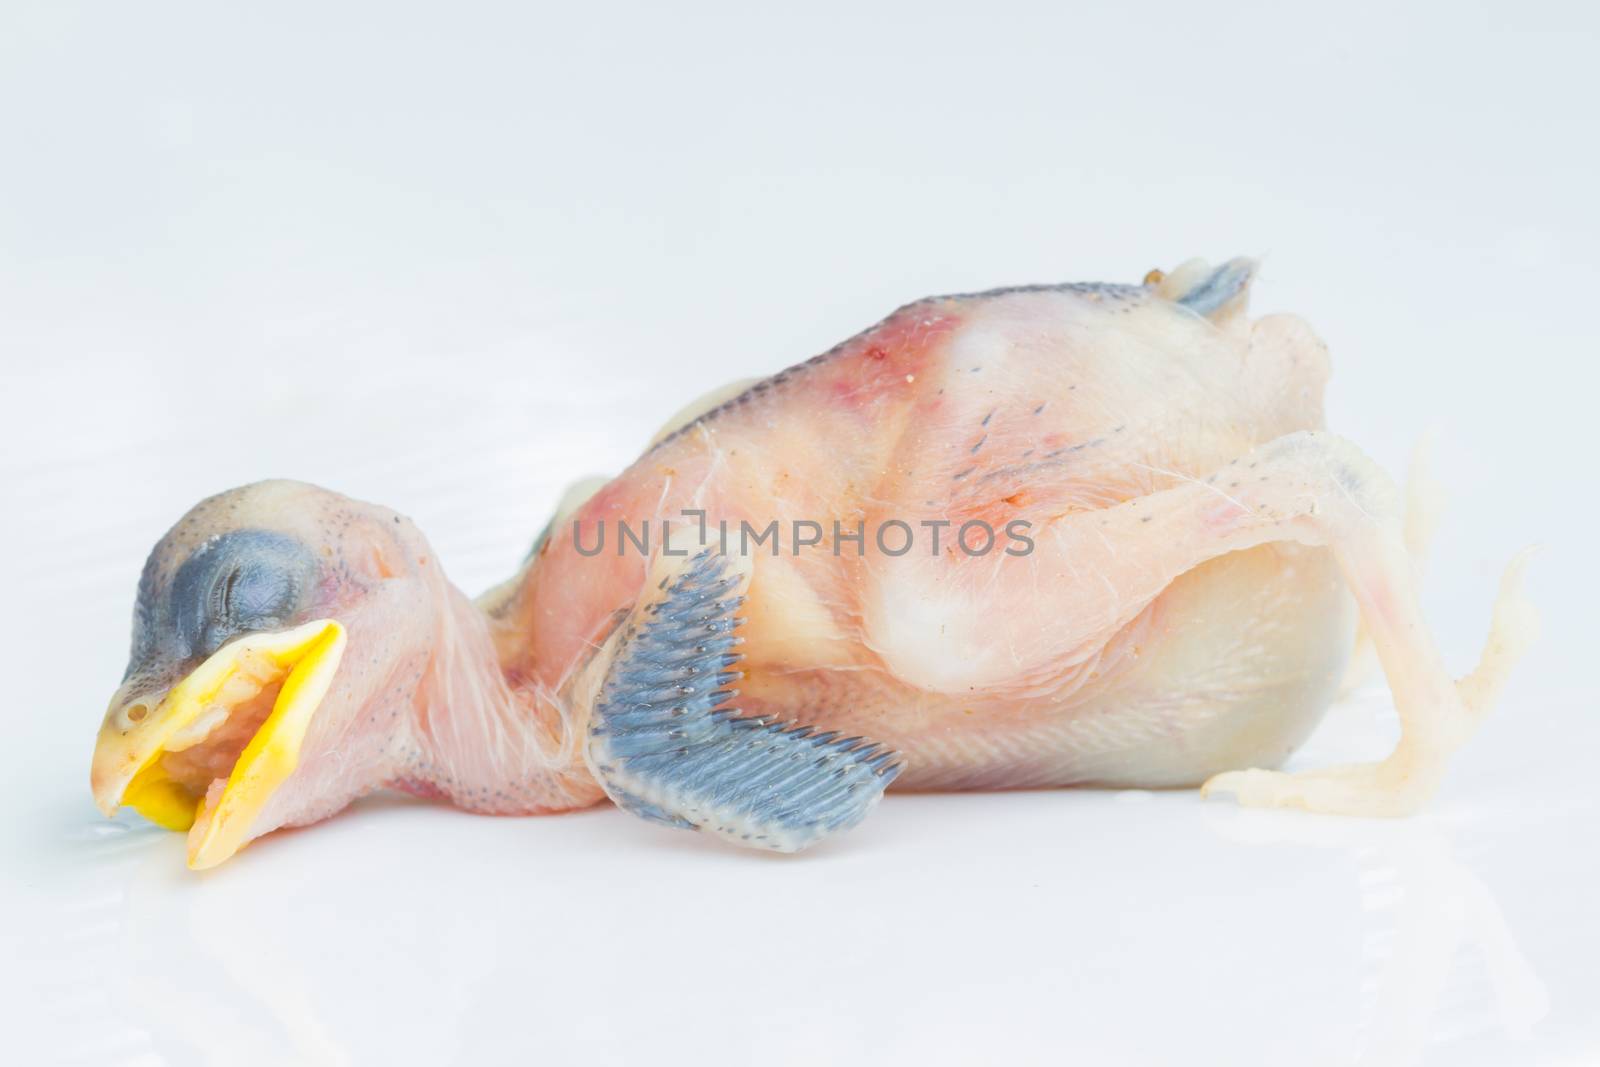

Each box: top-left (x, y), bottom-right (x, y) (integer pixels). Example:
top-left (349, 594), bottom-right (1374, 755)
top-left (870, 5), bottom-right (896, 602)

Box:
top-left (3, 2), bottom-right (1596, 1064)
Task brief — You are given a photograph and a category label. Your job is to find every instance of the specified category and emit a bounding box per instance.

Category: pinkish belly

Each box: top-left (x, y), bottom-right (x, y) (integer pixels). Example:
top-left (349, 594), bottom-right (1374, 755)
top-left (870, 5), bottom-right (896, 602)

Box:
top-left (740, 543), bottom-right (1353, 791)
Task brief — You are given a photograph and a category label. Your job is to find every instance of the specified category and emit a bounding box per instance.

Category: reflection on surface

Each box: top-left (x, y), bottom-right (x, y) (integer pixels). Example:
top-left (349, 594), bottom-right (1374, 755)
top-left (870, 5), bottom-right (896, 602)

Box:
top-left (1202, 806), bottom-right (1548, 1065)
top-left (40, 802), bottom-right (475, 1067)
top-left (132, 850), bottom-right (358, 1067)
top-left (36, 772), bottom-right (1552, 1067)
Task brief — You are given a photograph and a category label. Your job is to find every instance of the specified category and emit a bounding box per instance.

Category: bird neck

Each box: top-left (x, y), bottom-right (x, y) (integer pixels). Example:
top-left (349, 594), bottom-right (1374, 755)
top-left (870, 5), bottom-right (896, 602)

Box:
top-left (403, 575), bottom-right (603, 813)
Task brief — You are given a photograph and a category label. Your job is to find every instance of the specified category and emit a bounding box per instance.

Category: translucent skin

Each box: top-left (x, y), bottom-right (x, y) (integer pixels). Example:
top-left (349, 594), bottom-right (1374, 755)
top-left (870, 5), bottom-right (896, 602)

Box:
top-left (493, 271), bottom-right (1350, 793)
top-left (102, 259), bottom-right (1533, 857)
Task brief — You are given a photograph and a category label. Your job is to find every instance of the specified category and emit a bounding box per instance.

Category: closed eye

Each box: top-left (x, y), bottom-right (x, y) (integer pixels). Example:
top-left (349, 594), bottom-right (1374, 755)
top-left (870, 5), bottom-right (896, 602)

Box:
top-left (217, 565), bottom-right (242, 624)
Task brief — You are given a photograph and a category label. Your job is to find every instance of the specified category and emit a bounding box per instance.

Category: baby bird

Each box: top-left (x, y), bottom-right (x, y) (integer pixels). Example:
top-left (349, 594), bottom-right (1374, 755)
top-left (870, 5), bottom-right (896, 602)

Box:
top-left (90, 257), bottom-right (1534, 868)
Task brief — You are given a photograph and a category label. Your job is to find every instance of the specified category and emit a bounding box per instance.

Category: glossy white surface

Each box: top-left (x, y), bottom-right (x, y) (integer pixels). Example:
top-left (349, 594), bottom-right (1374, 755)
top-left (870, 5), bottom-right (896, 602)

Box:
top-left (3, 3), bottom-right (1596, 1064)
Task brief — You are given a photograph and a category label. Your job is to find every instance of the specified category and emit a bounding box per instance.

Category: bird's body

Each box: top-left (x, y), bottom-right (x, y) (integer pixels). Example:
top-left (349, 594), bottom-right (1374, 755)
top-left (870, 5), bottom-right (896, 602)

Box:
top-left (91, 258), bottom-right (1534, 867)
top-left (500, 273), bottom-right (1350, 794)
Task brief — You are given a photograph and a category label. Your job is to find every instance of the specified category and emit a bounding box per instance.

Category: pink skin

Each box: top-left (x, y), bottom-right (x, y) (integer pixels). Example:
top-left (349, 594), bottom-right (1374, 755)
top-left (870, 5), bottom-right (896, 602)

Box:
top-left (98, 259), bottom-right (1533, 857)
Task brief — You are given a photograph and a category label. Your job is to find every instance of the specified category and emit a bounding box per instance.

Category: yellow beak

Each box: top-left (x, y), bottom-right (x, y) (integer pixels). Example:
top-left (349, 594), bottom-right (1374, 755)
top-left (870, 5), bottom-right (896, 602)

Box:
top-left (91, 619), bottom-right (346, 869)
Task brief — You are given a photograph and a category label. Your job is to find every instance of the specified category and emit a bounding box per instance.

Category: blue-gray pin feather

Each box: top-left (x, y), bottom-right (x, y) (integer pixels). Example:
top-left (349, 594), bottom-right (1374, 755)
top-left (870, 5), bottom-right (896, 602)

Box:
top-left (586, 550), bottom-right (901, 852)
top-left (1176, 258), bottom-right (1256, 318)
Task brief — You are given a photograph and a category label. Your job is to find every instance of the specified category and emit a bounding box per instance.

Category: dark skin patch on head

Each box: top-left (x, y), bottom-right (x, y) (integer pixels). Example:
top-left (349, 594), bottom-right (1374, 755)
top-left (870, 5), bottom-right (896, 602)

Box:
top-left (167, 529), bottom-right (319, 659)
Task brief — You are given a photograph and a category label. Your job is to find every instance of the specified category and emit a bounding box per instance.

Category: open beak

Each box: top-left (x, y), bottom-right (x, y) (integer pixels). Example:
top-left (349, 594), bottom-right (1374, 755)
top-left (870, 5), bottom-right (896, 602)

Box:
top-left (91, 620), bottom-right (346, 869)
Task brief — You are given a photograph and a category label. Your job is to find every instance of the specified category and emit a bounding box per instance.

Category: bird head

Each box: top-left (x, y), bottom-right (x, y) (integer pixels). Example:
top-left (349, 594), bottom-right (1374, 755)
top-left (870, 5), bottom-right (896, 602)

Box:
top-left (90, 480), bottom-right (442, 868)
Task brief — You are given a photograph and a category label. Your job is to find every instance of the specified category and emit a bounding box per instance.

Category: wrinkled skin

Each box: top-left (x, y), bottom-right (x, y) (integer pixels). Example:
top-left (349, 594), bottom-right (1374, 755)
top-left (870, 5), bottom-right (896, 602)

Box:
top-left (91, 257), bottom-right (1535, 867)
